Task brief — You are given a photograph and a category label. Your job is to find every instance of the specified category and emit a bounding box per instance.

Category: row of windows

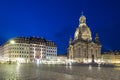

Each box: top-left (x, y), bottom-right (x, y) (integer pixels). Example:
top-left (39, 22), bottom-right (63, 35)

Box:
top-left (30, 48), bottom-right (46, 51)
top-left (10, 51), bottom-right (29, 54)
top-left (75, 48), bottom-right (98, 53)
top-left (74, 48), bottom-right (99, 57)
top-left (9, 54), bottom-right (56, 58)
top-left (10, 55), bottom-right (29, 58)
top-left (9, 47), bottom-right (56, 51)
top-left (10, 45), bottom-right (46, 48)
top-left (9, 48), bottom-right (56, 53)
top-left (46, 54), bottom-right (57, 56)
top-left (9, 47), bottom-right (46, 51)
top-left (9, 51), bottom-right (46, 54)
top-left (10, 44), bottom-right (29, 47)
top-left (10, 44), bottom-right (45, 47)
top-left (46, 47), bottom-right (57, 49)
top-left (10, 54), bottom-right (46, 58)
top-left (10, 47), bottom-right (25, 50)
top-left (46, 50), bottom-right (57, 53)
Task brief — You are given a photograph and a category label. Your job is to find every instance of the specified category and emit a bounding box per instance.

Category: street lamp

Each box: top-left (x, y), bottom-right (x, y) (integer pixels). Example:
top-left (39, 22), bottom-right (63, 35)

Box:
top-left (10, 40), bottom-right (15, 44)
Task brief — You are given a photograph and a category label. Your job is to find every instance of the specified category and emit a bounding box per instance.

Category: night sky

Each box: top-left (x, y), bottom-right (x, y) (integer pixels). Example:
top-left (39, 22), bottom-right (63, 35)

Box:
top-left (0, 0), bottom-right (120, 54)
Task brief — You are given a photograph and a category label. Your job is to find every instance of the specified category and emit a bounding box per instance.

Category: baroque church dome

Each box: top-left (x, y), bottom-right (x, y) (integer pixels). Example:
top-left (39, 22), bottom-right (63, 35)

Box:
top-left (74, 14), bottom-right (92, 41)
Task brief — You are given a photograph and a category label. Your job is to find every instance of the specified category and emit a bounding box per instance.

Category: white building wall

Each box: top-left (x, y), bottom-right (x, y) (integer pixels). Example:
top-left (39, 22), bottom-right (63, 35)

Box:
top-left (46, 46), bottom-right (57, 60)
top-left (1, 38), bottom-right (57, 63)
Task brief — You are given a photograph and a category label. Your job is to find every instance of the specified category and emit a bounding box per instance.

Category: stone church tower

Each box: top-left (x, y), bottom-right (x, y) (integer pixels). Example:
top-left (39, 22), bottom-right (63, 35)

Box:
top-left (67, 13), bottom-right (101, 63)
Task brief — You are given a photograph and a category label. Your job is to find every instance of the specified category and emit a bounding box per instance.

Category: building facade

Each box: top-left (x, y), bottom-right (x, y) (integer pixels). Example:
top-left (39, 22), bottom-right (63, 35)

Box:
top-left (102, 51), bottom-right (120, 64)
top-left (2, 37), bottom-right (57, 63)
top-left (67, 14), bottom-right (102, 63)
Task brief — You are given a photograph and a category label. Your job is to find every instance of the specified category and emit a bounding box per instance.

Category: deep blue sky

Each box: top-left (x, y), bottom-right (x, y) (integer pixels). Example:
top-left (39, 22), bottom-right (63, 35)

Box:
top-left (0, 0), bottom-right (120, 54)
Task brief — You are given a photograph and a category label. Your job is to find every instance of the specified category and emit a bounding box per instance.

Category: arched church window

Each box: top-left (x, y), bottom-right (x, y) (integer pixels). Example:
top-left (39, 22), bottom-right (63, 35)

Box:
top-left (91, 49), bottom-right (93, 54)
top-left (78, 48), bottom-right (80, 57)
top-left (71, 56), bottom-right (72, 59)
top-left (84, 49), bottom-right (87, 57)
top-left (96, 50), bottom-right (97, 57)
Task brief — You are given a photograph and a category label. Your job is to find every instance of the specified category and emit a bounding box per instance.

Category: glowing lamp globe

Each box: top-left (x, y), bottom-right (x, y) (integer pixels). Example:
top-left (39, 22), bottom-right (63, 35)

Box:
top-left (10, 40), bottom-right (15, 44)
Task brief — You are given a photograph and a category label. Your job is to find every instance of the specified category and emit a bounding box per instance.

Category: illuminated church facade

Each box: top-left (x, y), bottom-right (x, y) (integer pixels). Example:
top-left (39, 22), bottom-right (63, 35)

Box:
top-left (67, 14), bottom-right (102, 63)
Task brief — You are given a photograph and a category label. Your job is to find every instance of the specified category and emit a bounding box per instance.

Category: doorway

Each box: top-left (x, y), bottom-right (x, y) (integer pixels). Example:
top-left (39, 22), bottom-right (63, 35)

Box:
top-left (92, 54), bottom-right (94, 63)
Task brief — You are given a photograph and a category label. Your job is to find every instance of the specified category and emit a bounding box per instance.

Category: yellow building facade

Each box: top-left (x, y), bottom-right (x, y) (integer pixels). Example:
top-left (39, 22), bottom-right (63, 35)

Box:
top-left (102, 51), bottom-right (120, 64)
